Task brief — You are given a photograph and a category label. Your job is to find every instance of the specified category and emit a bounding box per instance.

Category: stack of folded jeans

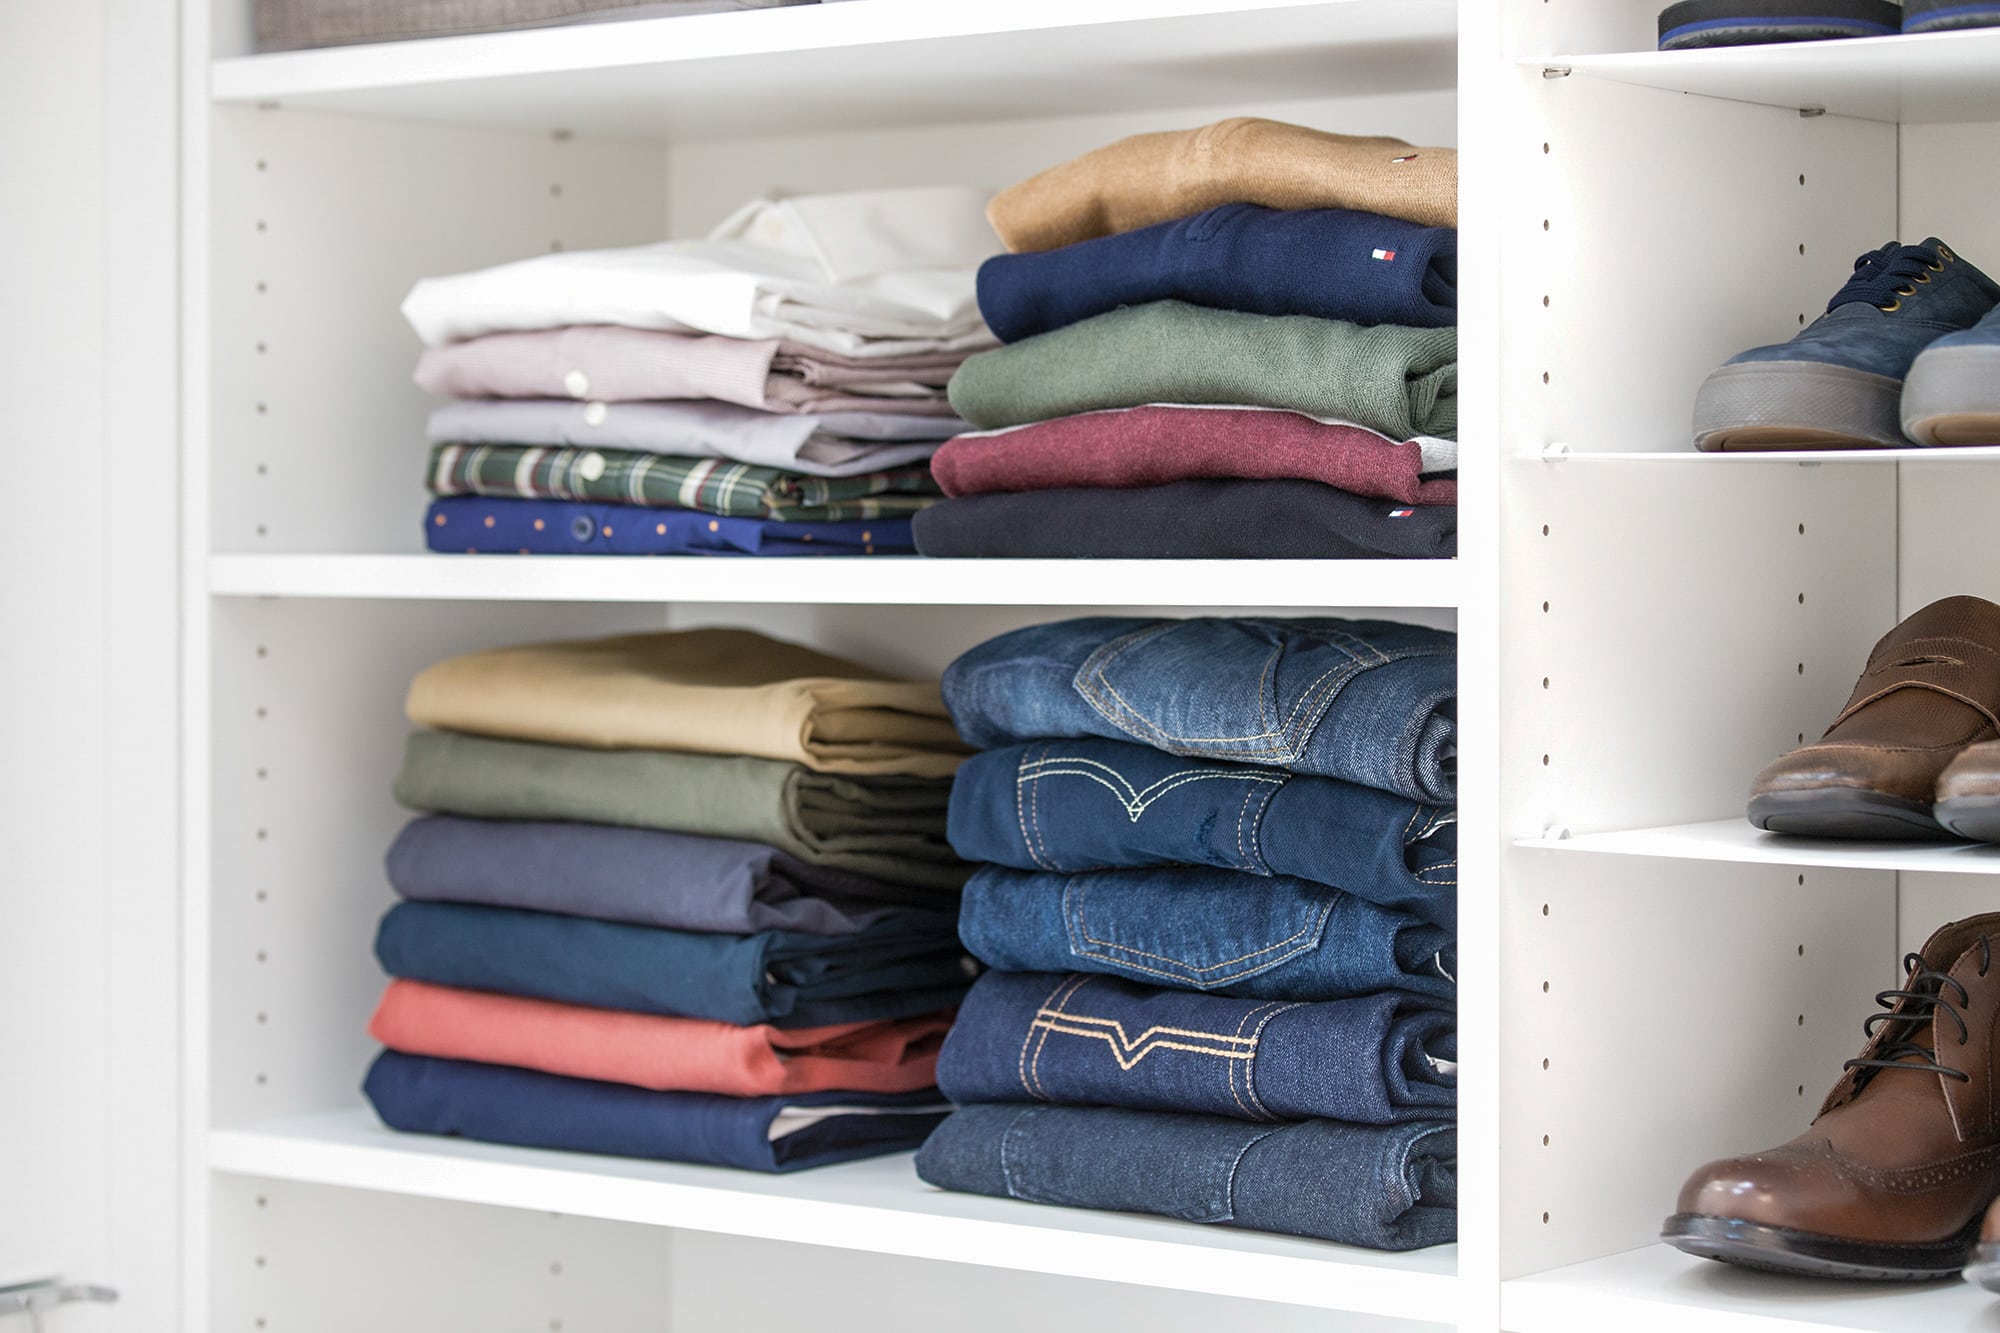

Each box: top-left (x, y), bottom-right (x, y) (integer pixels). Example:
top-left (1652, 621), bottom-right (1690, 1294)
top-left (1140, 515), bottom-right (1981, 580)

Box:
top-left (913, 118), bottom-right (1460, 559)
top-left (400, 187), bottom-right (1001, 557)
top-left (363, 627), bottom-right (983, 1172)
top-left (913, 616), bottom-right (1459, 1248)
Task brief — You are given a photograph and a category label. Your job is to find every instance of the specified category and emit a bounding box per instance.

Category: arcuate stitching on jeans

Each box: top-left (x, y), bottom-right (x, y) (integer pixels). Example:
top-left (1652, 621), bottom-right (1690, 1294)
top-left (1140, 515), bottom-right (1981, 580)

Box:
top-left (1020, 974), bottom-right (1093, 1100)
top-left (1019, 756), bottom-right (1280, 823)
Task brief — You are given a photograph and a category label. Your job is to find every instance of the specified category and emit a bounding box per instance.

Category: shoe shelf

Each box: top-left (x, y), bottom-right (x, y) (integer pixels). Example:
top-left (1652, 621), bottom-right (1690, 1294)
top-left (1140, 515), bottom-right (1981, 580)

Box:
top-left (1503, 1243), bottom-right (1994, 1333)
top-left (1538, 447), bottom-right (2000, 465)
top-left (204, 553), bottom-right (1464, 608)
top-left (208, 1107), bottom-right (1460, 1318)
top-left (1518, 818), bottom-right (2000, 876)
top-left (1539, 27), bottom-right (2000, 127)
top-left (206, 0), bottom-right (1457, 140)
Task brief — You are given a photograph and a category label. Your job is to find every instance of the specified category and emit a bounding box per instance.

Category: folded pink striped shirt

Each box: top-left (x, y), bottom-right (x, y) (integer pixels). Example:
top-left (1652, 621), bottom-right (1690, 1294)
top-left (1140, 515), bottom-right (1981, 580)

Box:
top-left (369, 979), bottom-right (950, 1096)
top-left (929, 404), bottom-right (1458, 505)
top-left (415, 325), bottom-right (965, 417)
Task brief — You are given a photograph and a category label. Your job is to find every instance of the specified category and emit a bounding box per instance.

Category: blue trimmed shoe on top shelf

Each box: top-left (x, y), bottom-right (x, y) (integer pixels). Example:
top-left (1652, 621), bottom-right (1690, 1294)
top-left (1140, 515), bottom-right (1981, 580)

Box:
top-left (1657, 0), bottom-right (1902, 48)
top-left (1693, 239), bottom-right (2000, 452)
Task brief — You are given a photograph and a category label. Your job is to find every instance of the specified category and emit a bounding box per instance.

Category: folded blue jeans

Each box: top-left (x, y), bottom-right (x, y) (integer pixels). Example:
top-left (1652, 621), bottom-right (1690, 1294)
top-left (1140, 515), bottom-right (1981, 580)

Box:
top-left (947, 739), bottom-right (1455, 927)
top-left (916, 1104), bottom-right (1456, 1249)
top-left (388, 815), bottom-right (935, 935)
top-left (366, 1052), bottom-right (949, 1172)
top-left (958, 866), bottom-right (1454, 1001)
top-left (941, 616), bottom-right (1456, 802)
top-left (375, 900), bottom-right (974, 1027)
top-left (976, 203), bottom-right (1457, 342)
top-left (938, 972), bottom-right (1455, 1124)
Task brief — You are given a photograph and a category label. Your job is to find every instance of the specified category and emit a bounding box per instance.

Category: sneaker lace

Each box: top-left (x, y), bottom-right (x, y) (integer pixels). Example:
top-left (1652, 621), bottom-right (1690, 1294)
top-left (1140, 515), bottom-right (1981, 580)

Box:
top-left (1828, 241), bottom-right (1950, 314)
top-left (1841, 937), bottom-right (1990, 1089)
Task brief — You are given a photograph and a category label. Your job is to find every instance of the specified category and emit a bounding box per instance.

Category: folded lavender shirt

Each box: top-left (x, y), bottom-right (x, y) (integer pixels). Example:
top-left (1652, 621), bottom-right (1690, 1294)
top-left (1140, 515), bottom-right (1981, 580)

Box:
top-left (931, 405), bottom-right (1457, 505)
top-left (388, 815), bottom-right (940, 934)
top-left (415, 325), bottom-right (964, 416)
top-left (427, 399), bottom-right (958, 479)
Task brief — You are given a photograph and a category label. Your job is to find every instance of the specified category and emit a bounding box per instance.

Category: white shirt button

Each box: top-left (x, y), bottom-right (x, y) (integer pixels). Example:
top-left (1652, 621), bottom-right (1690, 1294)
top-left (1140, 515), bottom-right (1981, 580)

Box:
top-left (577, 451), bottom-right (606, 481)
top-left (582, 401), bottom-right (608, 427)
top-left (562, 369), bottom-right (590, 398)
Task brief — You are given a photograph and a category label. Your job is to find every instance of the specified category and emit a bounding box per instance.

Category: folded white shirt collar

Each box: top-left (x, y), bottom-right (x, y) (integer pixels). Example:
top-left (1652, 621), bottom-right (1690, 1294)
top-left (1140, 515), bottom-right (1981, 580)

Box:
top-left (402, 186), bottom-right (1000, 358)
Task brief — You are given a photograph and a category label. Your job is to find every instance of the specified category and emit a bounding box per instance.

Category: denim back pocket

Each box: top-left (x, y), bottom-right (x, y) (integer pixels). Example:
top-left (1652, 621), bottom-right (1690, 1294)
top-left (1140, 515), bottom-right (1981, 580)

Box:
top-left (1015, 741), bottom-right (1282, 875)
top-left (1061, 873), bottom-right (1334, 990)
top-left (1071, 618), bottom-right (1442, 768)
top-left (998, 1104), bottom-right (1278, 1223)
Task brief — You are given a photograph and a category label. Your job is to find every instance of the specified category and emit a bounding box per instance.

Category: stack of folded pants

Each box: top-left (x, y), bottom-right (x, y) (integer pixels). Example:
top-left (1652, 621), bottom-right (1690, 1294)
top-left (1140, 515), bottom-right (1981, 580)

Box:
top-left (914, 616), bottom-right (1459, 1248)
top-left (400, 187), bottom-right (1001, 557)
top-left (363, 627), bottom-right (984, 1172)
top-left (915, 117), bottom-right (1460, 560)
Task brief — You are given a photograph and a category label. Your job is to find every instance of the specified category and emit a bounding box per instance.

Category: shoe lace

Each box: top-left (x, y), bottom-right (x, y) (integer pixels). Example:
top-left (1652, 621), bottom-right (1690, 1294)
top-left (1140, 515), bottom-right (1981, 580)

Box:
top-left (1841, 936), bottom-right (1990, 1089)
top-left (1828, 241), bottom-right (1952, 314)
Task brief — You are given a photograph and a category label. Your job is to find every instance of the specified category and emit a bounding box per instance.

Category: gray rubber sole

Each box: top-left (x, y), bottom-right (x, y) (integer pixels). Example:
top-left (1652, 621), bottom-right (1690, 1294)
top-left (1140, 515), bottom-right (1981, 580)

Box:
top-left (1749, 787), bottom-right (1951, 839)
top-left (1663, 1213), bottom-right (1978, 1281)
top-left (1902, 343), bottom-right (2000, 446)
top-left (1694, 360), bottom-right (1910, 451)
top-left (1966, 1241), bottom-right (2000, 1291)
top-left (1934, 794), bottom-right (2000, 842)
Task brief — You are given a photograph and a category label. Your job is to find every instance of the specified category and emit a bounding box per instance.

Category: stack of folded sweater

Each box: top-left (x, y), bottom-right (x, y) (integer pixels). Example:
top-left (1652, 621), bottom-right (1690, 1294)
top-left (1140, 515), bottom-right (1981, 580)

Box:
top-left (914, 616), bottom-right (1459, 1248)
top-left (362, 627), bottom-right (984, 1172)
top-left (400, 188), bottom-right (999, 558)
top-left (915, 118), bottom-right (1460, 560)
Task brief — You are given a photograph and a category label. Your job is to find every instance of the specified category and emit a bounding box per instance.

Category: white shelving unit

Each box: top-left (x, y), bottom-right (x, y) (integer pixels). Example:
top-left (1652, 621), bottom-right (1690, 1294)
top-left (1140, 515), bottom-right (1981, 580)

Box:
top-left (68, 0), bottom-right (1988, 1328)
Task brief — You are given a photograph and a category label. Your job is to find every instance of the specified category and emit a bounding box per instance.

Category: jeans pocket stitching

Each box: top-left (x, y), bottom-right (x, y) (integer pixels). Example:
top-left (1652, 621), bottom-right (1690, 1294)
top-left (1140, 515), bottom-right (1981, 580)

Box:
top-left (1068, 897), bottom-right (1335, 987)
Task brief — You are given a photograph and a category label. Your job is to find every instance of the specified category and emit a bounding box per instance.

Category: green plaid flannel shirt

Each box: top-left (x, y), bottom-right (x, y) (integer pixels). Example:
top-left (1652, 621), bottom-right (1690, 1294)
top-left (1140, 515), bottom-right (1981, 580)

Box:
top-left (426, 442), bottom-right (941, 522)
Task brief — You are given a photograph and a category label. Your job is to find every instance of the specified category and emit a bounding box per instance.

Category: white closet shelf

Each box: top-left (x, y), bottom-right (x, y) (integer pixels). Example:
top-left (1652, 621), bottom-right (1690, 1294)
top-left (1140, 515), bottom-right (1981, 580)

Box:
top-left (1503, 1243), bottom-right (1993, 1332)
top-left (1517, 817), bottom-right (2000, 875)
top-left (1540, 446), bottom-right (2000, 464)
top-left (1544, 27), bottom-right (2000, 126)
top-left (209, 1108), bottom-right (1459, 1316)
top-left (206, 553), bottom-right (1462, 607)
top-left (207, 0), bottom-right (1457, 140)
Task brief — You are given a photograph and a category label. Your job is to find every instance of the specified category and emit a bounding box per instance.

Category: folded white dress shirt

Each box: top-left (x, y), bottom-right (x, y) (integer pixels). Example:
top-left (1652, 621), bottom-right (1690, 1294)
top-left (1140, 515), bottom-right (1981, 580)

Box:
top-left (402, 187), bottom-right (1000, 358)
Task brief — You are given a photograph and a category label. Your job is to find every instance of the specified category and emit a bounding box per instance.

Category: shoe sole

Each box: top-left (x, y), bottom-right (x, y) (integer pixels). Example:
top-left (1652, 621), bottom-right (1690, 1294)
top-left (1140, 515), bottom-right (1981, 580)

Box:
top-left (1932, 794), bottom-right (2000, 842)
top-left (1663, 1213), bottom-right (1977, 1281)
top-left (1904, 5), bottom-right (2000, 32)
top-left (1748, 787), bottom-right (1952, 839)
top-left (1694, 361), bottom-right (1909, 451)
top-left (1966, 1241), bottom-right (2000, 1291)
top-left (1659, 0), bottom-right (1902, 47)
top-left (1902, 344), bottom-right (2000, 446)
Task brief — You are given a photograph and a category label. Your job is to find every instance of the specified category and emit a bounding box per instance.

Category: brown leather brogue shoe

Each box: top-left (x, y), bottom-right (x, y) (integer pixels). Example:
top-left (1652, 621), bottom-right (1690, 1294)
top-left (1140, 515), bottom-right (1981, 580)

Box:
top-left (1935, 741), bottom-right (2000, 843)
top-left (1664, 914), bottom-right (2000, 1280)
top-left (1748, 595), bottom-right (2000, 839)
top-left (1967, 1196), bottom-right (2000, 1291)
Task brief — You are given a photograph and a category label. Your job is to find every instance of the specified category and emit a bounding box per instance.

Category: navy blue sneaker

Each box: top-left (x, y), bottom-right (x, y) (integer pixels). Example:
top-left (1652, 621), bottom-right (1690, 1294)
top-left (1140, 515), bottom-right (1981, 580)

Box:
top-left (1659, 0), bottom-right (1902, 48)
top-left (1904, 0), bottom-right (2000, 30)
top-left (1904, 303), bottom-right (2000, 445)
top-left (1694, 239), bottom-right (2000, 451)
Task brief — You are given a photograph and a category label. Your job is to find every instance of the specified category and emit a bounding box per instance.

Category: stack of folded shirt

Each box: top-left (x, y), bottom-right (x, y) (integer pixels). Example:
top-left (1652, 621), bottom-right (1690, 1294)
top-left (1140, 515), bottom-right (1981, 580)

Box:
top-left (914, 118), bottom-right (1460, 560)
top-left (363, 627), bottom-right (984, 1172)
top-left (400, 188), bottom-right (1001, 558)
top-left (914, 616), bottom-right (1459, 1248)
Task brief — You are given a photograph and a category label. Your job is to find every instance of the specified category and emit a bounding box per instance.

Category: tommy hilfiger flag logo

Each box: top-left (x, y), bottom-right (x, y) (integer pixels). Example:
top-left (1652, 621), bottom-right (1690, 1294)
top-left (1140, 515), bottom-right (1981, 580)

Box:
top-left (1372, 248), bottom-right (1398, 262)
top-left (1388, 508), bottom-right (1417, 519)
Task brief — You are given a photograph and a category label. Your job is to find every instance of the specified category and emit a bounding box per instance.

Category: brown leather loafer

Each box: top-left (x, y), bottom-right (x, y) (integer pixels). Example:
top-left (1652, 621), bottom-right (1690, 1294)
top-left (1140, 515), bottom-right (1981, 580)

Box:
top-left (1663, 914), bottom-right (2000, 1280)
top-left (1967, 1197), bottom-right (2000, 1291)
top-left (1748, 595), bottom-right (2000, 839)
top-left (1935, 741), bottom-right (2000, 842)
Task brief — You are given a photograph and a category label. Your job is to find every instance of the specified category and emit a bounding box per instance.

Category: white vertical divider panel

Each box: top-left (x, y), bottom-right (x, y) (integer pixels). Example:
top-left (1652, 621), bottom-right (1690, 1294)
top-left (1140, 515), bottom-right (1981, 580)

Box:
top-left (212, 1177), bottom-right (676, 1333)
top-left (1497, 0), bottom-right (1907, 1283)
top-left (208, 599), bottom-right (664, 1129)
top-left (208, 108), bottom-right (668, 555)
top-left (1455, 0), bottom-right (1505, 1324)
